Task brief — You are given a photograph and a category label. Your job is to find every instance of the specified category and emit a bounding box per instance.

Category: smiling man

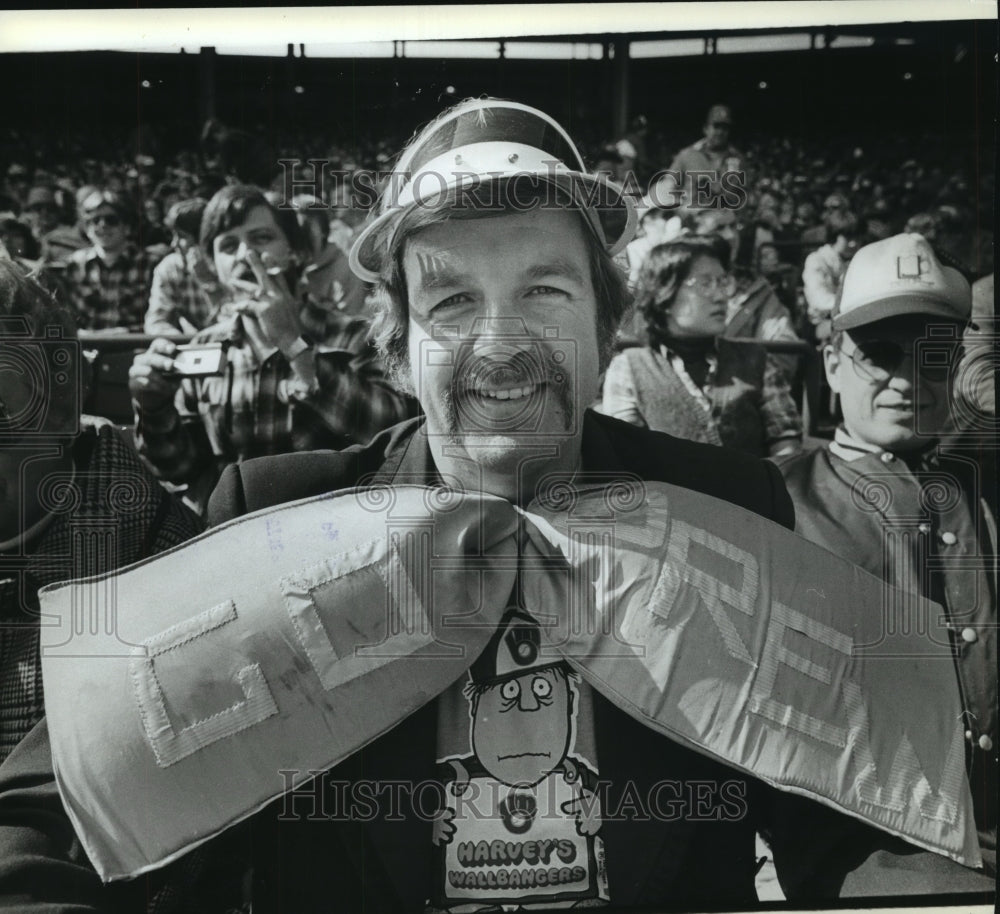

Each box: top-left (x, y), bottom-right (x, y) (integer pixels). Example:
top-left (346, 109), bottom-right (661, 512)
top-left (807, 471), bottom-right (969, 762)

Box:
top-left (161, 99), bottom-right (797, 912)
top-left (777, 233), bottom-right (997, 895)
top-left (340, 103), bottom-right (643, 509)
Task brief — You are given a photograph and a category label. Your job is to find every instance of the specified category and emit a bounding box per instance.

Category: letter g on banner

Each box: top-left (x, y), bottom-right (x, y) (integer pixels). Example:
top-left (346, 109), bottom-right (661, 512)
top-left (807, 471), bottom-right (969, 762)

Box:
top-left (129, 599), bottom-right (279, 768)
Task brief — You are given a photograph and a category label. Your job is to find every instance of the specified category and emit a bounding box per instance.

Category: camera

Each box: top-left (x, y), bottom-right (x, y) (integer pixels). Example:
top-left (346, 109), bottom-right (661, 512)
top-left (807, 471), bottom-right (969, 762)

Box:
top-left (416, 319), bottom-right (578, 438)
top-left (0, 316), bottom-right (81, 442)
top-left (164, 342), bottom-right (228, 378)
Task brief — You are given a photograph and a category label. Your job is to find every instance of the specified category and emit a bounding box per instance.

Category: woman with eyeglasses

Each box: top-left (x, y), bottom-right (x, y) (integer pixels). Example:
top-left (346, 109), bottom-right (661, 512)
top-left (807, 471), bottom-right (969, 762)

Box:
top-left (600, 235), bottom-right (802, 458)
top-left (129, 184), bottom-right (413, 513)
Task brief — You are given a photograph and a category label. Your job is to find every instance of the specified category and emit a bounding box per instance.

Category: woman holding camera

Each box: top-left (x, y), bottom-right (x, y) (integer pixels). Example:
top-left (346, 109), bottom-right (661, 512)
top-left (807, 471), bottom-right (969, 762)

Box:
top-left (129, 184), bottom-right (412, 512)
top-left (600, 235), bottom-right (802, 458)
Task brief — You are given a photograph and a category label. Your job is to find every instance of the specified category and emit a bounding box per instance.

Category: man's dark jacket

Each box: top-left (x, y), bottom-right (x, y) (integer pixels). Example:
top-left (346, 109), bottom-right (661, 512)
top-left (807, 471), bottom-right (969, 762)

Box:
top-left (0, 411), bottom-right (798, 914)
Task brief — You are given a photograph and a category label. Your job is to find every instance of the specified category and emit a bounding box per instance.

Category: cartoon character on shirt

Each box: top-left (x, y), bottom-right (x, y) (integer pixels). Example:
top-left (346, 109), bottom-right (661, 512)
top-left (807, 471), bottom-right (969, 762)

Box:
top-left (433, 610), bottom-right (601, 846)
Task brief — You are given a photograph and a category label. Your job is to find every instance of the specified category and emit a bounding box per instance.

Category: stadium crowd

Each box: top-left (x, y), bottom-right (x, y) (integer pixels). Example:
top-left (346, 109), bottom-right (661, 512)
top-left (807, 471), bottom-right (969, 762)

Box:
top-left (1, 106), bottom-right (991, 459)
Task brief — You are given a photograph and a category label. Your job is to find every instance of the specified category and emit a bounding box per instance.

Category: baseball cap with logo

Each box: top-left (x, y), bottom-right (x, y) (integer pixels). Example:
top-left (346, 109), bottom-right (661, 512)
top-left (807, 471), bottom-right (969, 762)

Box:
top-left (349, 98), bottom-right (637, 283)
top-left (468, 609), bottom-right (559, 687)
top-left (833, 233), bottom-right (971, 331)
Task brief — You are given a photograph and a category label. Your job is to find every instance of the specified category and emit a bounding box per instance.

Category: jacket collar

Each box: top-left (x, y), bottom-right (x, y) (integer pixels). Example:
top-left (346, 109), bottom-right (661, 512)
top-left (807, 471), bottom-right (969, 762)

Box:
top-left (373, 410), bottom-right (627, 493)
top-left (829, 426), bottom-right (940, 472)
top-left (829, 426), bottom-right (883, 463)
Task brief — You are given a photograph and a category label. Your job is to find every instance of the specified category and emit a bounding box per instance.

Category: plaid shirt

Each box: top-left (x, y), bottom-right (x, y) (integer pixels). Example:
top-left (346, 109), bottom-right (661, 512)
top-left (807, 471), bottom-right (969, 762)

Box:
top-left (0, 419), bottom-right (203, 762)
top-left (144, 248), bottom-right (229, 335)
top-left (134, 311), bottom-right (415, 510)
top-left (64, 242), bottom-right (152, 330)
top-left (64, 242), bottom-right (150, 330)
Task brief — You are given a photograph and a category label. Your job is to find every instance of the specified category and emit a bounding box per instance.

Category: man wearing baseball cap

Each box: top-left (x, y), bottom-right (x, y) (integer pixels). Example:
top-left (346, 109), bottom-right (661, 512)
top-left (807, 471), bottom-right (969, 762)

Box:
top-left (646, 103), bottom-right (748, 213)
top-left (777, 233), bottom-right (996, 895)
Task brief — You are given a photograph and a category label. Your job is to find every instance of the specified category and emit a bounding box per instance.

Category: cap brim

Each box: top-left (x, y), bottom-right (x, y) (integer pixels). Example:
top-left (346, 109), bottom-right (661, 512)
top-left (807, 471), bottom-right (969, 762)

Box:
top-left (471, 659), bottom-right (565, 689)
top-left (833, 294), bottom-right (970, 331)
top-left (349, 171), bottom-right (637, 283)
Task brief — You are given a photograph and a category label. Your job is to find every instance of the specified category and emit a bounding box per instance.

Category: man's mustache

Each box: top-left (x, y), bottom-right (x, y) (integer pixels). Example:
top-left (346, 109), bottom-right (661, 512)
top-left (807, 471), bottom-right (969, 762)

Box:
top-left (454, 347), bottom-right (559, 393)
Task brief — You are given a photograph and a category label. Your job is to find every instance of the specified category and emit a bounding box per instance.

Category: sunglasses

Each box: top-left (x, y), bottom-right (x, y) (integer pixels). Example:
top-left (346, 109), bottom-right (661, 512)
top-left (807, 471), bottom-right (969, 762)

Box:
top-left (843, 340), bottom-right (955, 383)
top-left (85, 213), bottom-right (122, 228)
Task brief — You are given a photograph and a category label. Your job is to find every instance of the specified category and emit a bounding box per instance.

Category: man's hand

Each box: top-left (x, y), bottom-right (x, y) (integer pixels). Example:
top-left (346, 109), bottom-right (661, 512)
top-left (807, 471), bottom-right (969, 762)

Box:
top-left (129, 338), bottom-right (182, 412)
top-left (230, 249), bottom-right (304, 354)
top-left (432, 806), bottom-right (456, 846)
top-left (561, 789), bottom-right (602, 837)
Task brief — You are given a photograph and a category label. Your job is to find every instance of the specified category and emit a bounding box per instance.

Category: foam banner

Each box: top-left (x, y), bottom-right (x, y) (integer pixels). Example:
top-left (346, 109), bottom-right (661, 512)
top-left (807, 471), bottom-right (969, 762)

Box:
top-left (39, 482), bottom-right (981, 881)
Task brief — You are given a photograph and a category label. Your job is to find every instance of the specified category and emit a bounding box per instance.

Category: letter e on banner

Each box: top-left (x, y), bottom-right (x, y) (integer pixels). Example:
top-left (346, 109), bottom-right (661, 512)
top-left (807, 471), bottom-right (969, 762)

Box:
top-left (748, 602), bottom-right (852, 747)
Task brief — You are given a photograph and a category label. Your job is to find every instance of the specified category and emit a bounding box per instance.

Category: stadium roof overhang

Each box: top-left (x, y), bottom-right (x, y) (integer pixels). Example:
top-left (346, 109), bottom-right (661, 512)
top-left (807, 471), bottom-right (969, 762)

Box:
top-left (0, 4), bottom-right (994, 55)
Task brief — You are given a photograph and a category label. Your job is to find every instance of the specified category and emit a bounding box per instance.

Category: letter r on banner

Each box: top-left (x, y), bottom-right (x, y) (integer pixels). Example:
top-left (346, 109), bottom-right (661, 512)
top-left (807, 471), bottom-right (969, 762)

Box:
top-left (654, 520), bottom-right (760, 665)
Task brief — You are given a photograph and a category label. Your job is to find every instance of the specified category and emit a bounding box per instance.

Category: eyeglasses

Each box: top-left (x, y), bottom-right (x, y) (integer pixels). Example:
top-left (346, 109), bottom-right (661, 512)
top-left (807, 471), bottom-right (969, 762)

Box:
top-left (85, 213), bottom-right (122, 228)
top-left (682, 274), bottom-right (736, 297)
top-left (843, 341), bottom-right (955, 383)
